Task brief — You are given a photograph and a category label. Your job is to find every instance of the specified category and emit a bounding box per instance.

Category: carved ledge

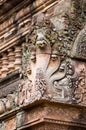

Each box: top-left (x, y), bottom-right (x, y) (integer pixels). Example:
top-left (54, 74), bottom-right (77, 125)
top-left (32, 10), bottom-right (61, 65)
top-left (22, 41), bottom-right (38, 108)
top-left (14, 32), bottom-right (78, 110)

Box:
top-left (0, 100), bottom-right (86, 130)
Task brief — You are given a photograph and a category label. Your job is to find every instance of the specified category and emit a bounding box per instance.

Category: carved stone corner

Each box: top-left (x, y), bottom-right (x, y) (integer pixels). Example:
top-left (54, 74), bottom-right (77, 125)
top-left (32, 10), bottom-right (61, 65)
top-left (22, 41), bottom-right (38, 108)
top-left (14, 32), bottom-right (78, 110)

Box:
top-left (18, 14), bottom-right (79, 107)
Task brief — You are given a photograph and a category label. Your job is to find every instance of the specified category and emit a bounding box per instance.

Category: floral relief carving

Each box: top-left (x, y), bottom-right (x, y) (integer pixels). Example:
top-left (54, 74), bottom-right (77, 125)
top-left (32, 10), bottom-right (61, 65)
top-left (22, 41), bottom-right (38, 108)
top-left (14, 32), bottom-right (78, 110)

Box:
top-left (74, 69), bottom-right (86, 104)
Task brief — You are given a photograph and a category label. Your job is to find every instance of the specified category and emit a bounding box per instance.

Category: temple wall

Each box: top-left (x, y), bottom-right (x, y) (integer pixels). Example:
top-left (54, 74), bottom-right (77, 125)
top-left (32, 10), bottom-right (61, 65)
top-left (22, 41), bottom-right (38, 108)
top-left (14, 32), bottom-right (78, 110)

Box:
top-left (0, 0), bottom-right (86, 129)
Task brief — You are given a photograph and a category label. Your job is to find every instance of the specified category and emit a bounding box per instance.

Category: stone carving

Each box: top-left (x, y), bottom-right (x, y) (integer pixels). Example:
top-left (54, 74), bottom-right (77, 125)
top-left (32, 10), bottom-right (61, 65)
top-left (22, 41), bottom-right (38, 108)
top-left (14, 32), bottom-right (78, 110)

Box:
top-left (19, 14), bottom-right (78, 105)
top-left (33, 68), bottom-right (48, 99)
top-left (77, 28), bottom-right (86, 59)
top-left (55, 1), bottom-right (86, 59)
top-left (19, 78), bottom-right (33, 105)
top-left (52, 60), bottom-right (79, 102)
top-left (77, 39), bottom-right (86, 58)
top-left (0, 92), bottom-right (19, 115)
top-left (74, 69), bottom-right (86, 104)
top-left (71, 26), bottom-right (86, 59)
top-left (18, 13), bottom-right (86, 106)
